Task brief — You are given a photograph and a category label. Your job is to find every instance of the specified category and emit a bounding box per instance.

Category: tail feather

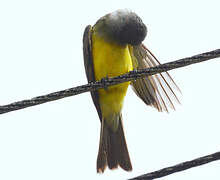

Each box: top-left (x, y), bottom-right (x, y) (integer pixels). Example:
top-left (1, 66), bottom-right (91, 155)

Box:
top-left (97, 114), bottom-right (132, 173)
top-left (107, 130), bottom-right (118, 169)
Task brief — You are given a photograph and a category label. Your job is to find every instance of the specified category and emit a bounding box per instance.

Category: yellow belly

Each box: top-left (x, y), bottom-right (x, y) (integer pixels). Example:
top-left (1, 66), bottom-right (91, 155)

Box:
top-left (92, 32), bottom-right (133, 123)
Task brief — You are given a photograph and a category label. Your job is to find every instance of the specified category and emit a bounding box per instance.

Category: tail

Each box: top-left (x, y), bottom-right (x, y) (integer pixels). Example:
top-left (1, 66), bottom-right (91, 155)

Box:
top-left (97, 114), bottom-right (132, 173)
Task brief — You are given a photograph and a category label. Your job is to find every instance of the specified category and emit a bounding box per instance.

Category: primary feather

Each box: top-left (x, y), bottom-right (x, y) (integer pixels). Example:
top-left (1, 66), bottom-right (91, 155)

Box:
top-left (130, 44), bottom-right (180, 112)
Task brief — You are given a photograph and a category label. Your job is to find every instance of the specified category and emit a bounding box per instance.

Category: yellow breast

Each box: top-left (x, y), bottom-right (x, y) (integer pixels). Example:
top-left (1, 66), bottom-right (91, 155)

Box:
top-left (92, 31), bottom-right (133, 125)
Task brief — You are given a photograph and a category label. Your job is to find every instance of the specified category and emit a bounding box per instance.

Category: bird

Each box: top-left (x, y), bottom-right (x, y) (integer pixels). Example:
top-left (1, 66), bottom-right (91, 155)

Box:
top-left (83, 9), bottom-right (180, 173)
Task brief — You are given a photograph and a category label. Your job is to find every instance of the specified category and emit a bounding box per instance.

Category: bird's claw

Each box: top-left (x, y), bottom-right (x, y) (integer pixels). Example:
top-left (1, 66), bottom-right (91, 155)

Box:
top-left (101, 75), bottom-right (109, 91)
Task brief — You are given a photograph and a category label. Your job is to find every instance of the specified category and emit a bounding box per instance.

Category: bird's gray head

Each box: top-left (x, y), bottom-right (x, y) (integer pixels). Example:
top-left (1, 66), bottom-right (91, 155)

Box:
top-left (94, 9), bottom-right (147, 45)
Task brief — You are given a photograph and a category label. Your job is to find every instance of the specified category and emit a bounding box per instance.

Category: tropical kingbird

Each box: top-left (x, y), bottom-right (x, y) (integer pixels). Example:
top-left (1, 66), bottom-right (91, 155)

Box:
top-left (83, 9), bottom-right (180, 173)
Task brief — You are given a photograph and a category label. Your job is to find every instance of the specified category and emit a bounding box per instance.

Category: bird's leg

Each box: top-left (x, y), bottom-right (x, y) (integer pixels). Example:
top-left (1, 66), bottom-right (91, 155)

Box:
top-left (101, 75), bottom-right (109, 91)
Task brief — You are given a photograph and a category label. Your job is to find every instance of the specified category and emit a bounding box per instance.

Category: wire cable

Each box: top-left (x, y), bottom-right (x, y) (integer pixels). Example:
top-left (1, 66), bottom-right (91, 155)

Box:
top-left (0, 49), bottom-right (219, 115)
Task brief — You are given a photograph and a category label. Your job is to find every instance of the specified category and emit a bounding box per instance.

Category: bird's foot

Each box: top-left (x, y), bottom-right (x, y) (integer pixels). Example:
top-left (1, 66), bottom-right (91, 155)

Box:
top-left (101, 75), bottom-right (109, 91)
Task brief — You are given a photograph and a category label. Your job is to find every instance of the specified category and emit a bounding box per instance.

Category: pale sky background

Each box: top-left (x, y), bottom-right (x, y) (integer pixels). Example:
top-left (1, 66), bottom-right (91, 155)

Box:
top-left (0, 0), bottom-right (220, 180)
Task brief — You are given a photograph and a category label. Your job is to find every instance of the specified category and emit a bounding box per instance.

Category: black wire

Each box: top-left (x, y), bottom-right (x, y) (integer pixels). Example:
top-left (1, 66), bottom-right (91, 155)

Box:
top-left (129, 151), bottom-right (220, 180)
top-left (0, 49), bottom-right (219, 115)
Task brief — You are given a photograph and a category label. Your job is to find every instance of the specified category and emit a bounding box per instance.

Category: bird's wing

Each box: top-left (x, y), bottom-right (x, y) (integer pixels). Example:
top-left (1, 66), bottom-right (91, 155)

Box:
top-left (83, 25), bottom-right (102, 120)
top-left (130, 44), bottom-right (181, 112)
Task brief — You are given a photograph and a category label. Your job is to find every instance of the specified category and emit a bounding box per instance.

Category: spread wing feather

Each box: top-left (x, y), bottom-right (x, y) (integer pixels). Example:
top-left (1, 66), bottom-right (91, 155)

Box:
top-left (130, 44), bottom-right (180, 112)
